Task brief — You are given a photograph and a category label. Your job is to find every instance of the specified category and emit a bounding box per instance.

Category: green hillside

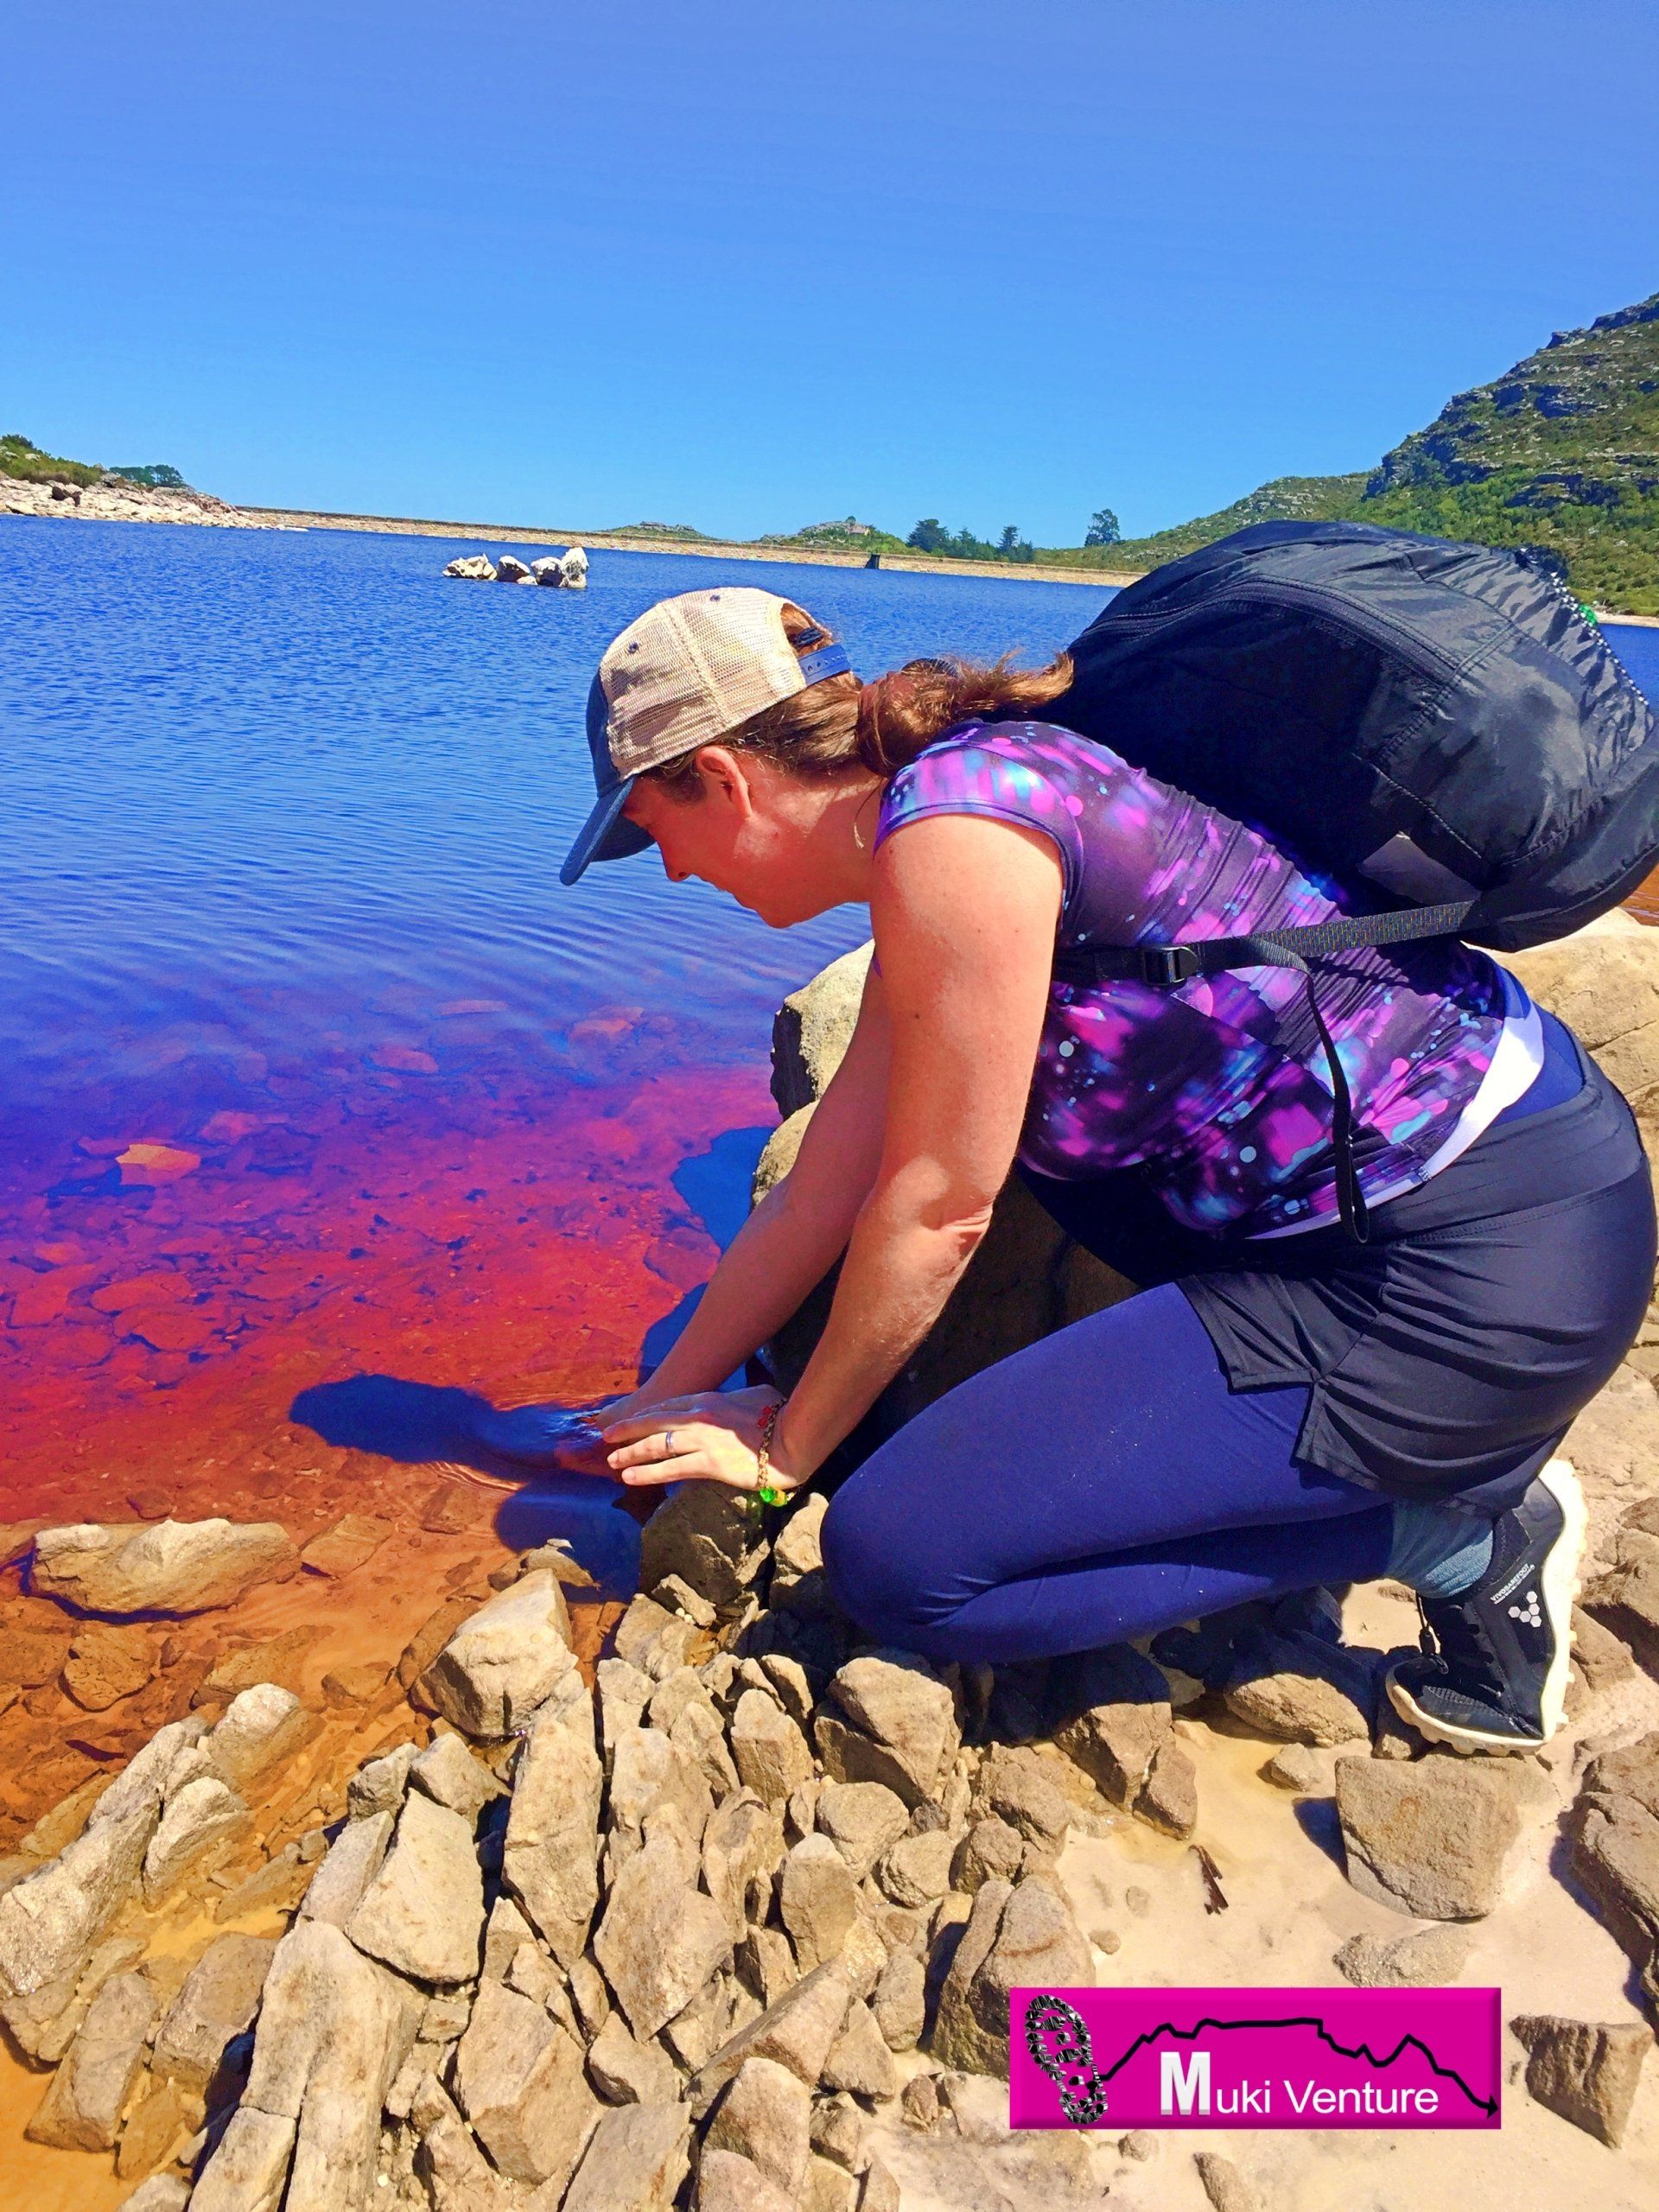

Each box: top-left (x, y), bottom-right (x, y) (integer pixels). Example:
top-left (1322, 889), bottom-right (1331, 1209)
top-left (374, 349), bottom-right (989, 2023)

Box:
top-left (1041, 472), bottom-right (1371, 575)
top-left (1044, 290), bottom-right (1659, 613)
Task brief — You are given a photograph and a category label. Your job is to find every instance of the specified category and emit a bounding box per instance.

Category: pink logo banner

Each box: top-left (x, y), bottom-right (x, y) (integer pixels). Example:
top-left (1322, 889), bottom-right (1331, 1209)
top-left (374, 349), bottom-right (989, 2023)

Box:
top-left (1009, 1986), bottom-right (1501, 2131)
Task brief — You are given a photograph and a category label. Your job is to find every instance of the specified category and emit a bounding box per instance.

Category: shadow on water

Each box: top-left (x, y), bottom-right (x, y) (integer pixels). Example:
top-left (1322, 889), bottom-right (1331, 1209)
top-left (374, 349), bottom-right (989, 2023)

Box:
top-left (288, 1122), bottom-right (774, 1589)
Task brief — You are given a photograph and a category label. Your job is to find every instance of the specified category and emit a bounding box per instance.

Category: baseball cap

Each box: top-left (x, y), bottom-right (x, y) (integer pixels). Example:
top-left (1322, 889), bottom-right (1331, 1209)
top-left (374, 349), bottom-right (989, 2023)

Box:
top-left (560, 587), bottom-right (855, 885)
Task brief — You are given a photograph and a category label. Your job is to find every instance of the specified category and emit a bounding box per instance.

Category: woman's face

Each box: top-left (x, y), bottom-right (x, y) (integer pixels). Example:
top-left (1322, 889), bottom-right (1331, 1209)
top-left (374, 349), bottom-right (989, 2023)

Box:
top-left (620, 748), bottom-right (834, 928)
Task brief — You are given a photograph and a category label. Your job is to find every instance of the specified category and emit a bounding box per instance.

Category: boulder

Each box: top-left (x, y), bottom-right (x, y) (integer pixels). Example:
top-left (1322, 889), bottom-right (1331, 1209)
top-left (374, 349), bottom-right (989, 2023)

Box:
top-left (205, 1682), bottom-right (317, 1792)
top-left (30, 1518), bottom-right (297, 1616)
top-left (732, 1690), bottom-right (816, 1804)
top-left (814, 1654), bottom-right (959, 1808)
top-left (874, 1827), bottom-right (956, 1909)
top-left (972, 1747), bottom-right (1073, 1851)
top-left (1583, 1496), bottom-right (1659, 1671)
top-left (705, 2054), bottom-right (812, 2196)
top-left (24, 1968), bottom-right (157, 2150)
top-left (932, 1874), bottom-right (1094, 2075)
top-left (702, 1789), bottom-right (787, 1943)
top-left (1568, 1731), bottom-right (1659, 2010)
top-left (771, 944), bottom-right (875, 1118)
top-left (92, 1717), bottom-right (211, 1831)
top-left (345, 1789), bottom-right (486, 1985)
top-left (151, 1933), bottom-right (276, 2094)
top-left (494, 553), bottom-right (534, 583)
top-left (870, 1948), bottom-right (925, 2051)
top-left (820, 1996), bottom-right (898, 2099)
top-left (586, 2008), bottom-right (682, 2106)
top-left (0, 1807), bottom-right (156, 1999)
top-left (454, 1976), bottom-right (602, 2187)
top-left (697, 2149), bottom-right (796, 2212)
top-left (142, 1776), bottom-right (247, 1905)
top-left (1510, 2012), bottom-right (1653, 2147)
top-left (690, 1961), bottom-right (855, 2115)
top-left (408, 1728), bottom-right (505, 1820)
top-left (191, 2107), bottom-right (296, 2212)
top-left (609, 1724), bottom-right (715, 1864)
top-left (502, 1699), bottom-right (603, 1964)
top-left (1217, 1630), bottom-right (1376, 1745)
top-left (443, 554), bottom-right (496, 580)
top-left (779, 1835), bottom-right (858, 1971)
top-left (1334, 1924), bottom-right (1471, 1988)
top-left (952, 1817), bottom-right (1027, 1896)
top-left (815, 1782), bottom-right (910, 1883)
top-left (639, 1485), bottom-right (772, 1612)
top-left (563, 2099), bottom-right (691, 2212)
top-left (299, 1809), bottom-right (393, 1929)
top-left (1335, 1755), bottom-right (1523, 1920)
top-left (594, 1827), bottom-right (734, 2041)
top-left (416, 1570), bottom-right (575, 1737)
top-left (1052, 1643), bottom-right (1173, 1811)
top-left (346, 1739), bottom-right (416, 1821)
top-left (560, 544), bottom-right (589, 588)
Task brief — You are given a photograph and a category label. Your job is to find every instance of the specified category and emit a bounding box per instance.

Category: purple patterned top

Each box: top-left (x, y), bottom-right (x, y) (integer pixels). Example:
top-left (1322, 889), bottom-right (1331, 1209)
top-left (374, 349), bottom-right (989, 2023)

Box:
top-left (874, 720), bottom-right (1510, 1236)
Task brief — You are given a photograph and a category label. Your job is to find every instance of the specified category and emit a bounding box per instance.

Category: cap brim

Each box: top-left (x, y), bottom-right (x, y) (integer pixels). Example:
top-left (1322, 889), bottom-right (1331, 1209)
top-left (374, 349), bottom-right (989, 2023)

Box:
top-left (559, 778), bottom-right (654, 885)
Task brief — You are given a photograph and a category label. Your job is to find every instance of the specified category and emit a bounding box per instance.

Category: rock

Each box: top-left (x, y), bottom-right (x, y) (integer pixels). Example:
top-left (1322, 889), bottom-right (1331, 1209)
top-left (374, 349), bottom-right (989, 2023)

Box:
top-left (115, 2075), bottom-right (198, 2183)
top-left (1563, 1378), bottom-right (1659, 1568)
top-left (874, 1827), bottom-right (956, 1910)
top-left (61, 1624), bottom-right (159, 1711)
top-left (205, 1683), bottom-right (317, 1791)
top-left (1052, 1643), bottom-right (1173, 1811)
top-left (1261, 1745), bottom-right (1325, 1792)
top-left (119, 2180), bottom-right (194, 2212)
top-left (933, 1875), bottom-right (1094, 2076)
top-left (0, 1617), bottom-right (71, 1689)
top-left (610, 1724), bottom-right (715, 1861)
top-left (690, 1961), bottom-right (855, 2115)
top-left (952, 1817), bottom-right (1027, 1895)
top-left (812, 1782), bottom-right (910, 1885)
top-left (1195, 2151), bottom-right (1262, 2212)
top-left (345, 1789), bottom-right (486, 1984)
top-left (1510, 2012), bottom-right (1654, 2147)
top-left (600, 1657), bottom-right (656, 1772)
top-left (300, 1511), bottom-right (391, 1578)
top-left (779, 1835), bottom-right (858, 1971)
top-left (705, 2054), bottom-right (812, 2195)
top-left (417, 1571), bottom-right (575, 1737)
top-left (1336, 1756), bottom-right (1523, 1919)
top-left (495, 554), bottom-right (534, 583)
top-left (871, 1948), bottom-right (925, 2050)
top-left (197, 1917), bottom-right (420, 2212)
top-left (152, 1934), bottom-right (276, 2093)
top-left (586, 2008), bottom-right (682, 2105)
top-left (1219, 1630), bottom-right (1375, 1745)
top-left (501, 1700), bottom-right (603, 1966)
top-left (639, 1487), bottom-right (772, 1613)
top-left (899, 2071), bottom-right (941, 2131)
top-left (31, 1518), bottom-right (297, 1616)
top-left (142, 1775), bottom-right (246, 1904)
top-left (0, 1807), bottom-right (157, 1999)
top-left (771, 944), bottom-right (874, 1117)
top-left (674, 1695), bottom-right (743, 1800)
top-left (1571, 1605), bottom-right (1637, 1696)
top-left (454, 1976), bottom-right (601, 2186)
top-left (1584, 1497), bottom-right (1659, 1671)
top-left (594, 1827), bottom-right (734, 2041)
top-left (212, 1847), bottom-right (311, 1928)
top-left (656, 1574), bottom-right (720, 1629)
top-left (1569, 1731), bottom-right (1659, 2005)
top-left (973, 1747), bottom-right (1072, 1850)
top-left (531, 556), bottom-right (564, 587)
top-left (346, 1739), bottom-right (416, 1820)
top-left (299, 1809), bottom-right (393, 1928)
top-left (1334, 1924), bottom-right (1472, 1987)
top-left (804, 2154), bottom-right (860, 2212)
top-left (732, 1689), bottom-right (816, 1804)
top-left (24, 1967), bottom-right (157, 2150)
top-left (810, 2091), bottom-right (867, 2168)
top-left (821, 1997), bottom-right (898, 2099)
top-left (702, 1789), bottom-right (787, 1943)
top-left (408, 1729), bottom-right (504, 1820)
top-left (1135, 1737), bottom-right (1198, 1838)
top-left (444, 554), bottom-right (496, 579)
top-left (663, 1971), bottom-right (734, 2071)
top-left (815, 1654), bottom-right (960, 1808)
top-left (560, 545), bottom-right (589, 588)
top-left (697, 2149), bottom-right (796, 2212)
top-left (563, 2099), bottom-right (691, 2212)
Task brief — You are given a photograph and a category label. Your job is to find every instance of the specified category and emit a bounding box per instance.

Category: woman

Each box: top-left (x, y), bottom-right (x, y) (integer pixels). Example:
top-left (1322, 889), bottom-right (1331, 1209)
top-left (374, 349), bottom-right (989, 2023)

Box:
top-left (535, 582), bottom-right (1655, 1758)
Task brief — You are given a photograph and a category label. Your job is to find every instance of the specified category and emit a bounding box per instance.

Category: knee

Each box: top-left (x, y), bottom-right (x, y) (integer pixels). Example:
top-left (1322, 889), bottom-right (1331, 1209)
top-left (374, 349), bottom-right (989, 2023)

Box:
top-left (820, 1477), bottom-right (957, 1653)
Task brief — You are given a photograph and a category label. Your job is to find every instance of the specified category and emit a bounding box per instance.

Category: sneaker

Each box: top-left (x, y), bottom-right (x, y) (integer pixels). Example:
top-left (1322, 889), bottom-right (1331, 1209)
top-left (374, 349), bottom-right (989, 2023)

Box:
top-left (1385, 1459), bottom-right (1586, 1754)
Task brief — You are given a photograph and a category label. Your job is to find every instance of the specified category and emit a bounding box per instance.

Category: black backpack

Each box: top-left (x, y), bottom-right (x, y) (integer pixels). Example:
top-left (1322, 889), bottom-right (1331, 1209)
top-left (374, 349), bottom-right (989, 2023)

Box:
top-left (1044, 518), bottom-right (1659, 1240)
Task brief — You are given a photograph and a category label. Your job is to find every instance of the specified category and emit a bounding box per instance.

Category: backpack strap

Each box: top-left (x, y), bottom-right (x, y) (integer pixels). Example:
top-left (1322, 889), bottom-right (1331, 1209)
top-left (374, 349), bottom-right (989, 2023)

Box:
top-left (1051, 899), bottom-right (1478, 1243)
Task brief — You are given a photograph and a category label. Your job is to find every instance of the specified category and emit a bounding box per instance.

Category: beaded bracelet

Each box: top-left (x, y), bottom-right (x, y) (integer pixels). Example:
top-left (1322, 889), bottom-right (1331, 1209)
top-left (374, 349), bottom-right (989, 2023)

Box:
top-left (744, 1398), bottom-right (786, 1513)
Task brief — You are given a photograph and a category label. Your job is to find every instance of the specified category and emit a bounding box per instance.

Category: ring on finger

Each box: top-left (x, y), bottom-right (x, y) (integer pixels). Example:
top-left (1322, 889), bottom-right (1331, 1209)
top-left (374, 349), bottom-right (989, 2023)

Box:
top-left (663, 1430), bottom-right (676, 1455)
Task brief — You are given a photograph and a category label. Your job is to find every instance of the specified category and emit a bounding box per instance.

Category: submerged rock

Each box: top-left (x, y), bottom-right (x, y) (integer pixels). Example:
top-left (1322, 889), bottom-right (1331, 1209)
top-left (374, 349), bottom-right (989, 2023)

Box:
top-left (443, 553), bottom-right (496, 579)
top-left (494, 553), bottom-right (534, 583)
top-left (30, 1517), bottom-right (297, 1616)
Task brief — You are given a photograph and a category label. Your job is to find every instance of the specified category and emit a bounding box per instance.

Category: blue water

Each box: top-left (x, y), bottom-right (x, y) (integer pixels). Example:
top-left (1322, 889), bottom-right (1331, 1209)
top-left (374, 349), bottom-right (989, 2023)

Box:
top-left (0, 518), bottom-right (1109, 1167)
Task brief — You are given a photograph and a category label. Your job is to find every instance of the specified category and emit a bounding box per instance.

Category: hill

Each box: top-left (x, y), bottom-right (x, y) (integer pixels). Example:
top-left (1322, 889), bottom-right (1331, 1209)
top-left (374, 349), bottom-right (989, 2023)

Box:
top-left (1043, 290), bottom-right (1659, 613)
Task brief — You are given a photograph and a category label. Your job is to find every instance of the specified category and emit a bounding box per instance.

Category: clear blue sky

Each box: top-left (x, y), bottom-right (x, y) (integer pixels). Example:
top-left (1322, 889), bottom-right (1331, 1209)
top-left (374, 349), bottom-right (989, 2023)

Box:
top-left (4, 2), bottom-right (1656, 544)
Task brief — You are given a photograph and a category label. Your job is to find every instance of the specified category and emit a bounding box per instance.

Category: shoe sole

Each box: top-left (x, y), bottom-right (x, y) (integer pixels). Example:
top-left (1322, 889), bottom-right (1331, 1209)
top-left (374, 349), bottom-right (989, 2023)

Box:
top-left (1384, 1457), bottom-right (1587, 1758)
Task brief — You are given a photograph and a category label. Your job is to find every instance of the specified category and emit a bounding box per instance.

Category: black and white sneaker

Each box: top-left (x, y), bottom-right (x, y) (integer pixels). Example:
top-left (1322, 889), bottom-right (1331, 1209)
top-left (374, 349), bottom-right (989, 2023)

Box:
top-left (1385, 1459), bottom-right (1586, 1755)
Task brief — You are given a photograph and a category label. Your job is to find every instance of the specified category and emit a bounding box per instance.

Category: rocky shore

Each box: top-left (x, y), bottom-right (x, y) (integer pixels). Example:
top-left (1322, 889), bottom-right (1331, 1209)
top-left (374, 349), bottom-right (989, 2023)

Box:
top-left (0, 474), bottom-right (274, 530)
top-left (3, 920), bottom-right (1659, 2209)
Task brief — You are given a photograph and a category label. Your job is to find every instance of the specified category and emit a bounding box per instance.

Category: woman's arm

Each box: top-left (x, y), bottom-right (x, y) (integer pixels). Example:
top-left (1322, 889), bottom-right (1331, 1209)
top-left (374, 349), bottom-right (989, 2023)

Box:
top-left (604, 812), bottom-right (1063, 1488)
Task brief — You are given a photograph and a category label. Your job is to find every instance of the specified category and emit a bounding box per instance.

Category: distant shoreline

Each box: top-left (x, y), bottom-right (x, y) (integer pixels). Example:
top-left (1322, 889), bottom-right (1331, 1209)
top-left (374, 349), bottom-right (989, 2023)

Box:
top-left (232, 504), bottom-right (1141, 589)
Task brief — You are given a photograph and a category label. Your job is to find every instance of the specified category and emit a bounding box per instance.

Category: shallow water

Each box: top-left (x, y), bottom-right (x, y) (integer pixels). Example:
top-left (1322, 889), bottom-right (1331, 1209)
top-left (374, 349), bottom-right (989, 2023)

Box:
top-left (0, 518), bottom-right (1108, 1544)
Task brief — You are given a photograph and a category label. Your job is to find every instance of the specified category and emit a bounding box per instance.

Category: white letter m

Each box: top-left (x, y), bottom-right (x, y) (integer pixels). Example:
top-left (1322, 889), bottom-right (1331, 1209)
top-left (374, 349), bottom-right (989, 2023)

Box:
top-left (1160, 2048), bottom-right (1211, 2116)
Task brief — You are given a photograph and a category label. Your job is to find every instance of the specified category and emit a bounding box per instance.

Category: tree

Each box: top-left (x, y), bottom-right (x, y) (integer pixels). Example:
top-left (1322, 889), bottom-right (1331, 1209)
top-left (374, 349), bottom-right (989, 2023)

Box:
top-left (1084, 506), bottom-right (1122, 547)
top-left (998, 524), bottom-right (1021, 553)
top-left (906, 518), bottom-right (951, 553)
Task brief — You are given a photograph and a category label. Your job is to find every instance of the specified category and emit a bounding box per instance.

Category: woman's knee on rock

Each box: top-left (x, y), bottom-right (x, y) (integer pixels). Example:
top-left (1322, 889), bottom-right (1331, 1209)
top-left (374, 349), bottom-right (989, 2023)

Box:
top-left (820, 1478), bottom-right (951, 1645)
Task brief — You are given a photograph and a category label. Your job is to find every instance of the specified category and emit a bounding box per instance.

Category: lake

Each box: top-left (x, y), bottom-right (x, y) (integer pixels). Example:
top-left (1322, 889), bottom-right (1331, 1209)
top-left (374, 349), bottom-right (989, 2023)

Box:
top-left (0, 518), bottom-right (1110, 1557)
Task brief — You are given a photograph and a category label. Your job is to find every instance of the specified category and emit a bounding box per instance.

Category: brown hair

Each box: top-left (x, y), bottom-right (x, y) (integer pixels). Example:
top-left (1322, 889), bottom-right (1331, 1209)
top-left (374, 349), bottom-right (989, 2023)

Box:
top-left (639, 601), bottom-right (1073, 803)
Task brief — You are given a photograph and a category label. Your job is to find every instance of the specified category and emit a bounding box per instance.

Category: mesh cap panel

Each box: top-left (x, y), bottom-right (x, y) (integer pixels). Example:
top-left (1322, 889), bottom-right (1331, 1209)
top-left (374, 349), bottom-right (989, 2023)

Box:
top-left (599, 588), bottom-right (816, 775)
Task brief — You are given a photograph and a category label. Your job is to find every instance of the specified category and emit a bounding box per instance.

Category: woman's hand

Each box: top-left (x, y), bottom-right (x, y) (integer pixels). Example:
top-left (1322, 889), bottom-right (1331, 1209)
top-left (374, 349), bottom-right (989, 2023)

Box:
top-left (600, 1384), bottom-right (802, 1493)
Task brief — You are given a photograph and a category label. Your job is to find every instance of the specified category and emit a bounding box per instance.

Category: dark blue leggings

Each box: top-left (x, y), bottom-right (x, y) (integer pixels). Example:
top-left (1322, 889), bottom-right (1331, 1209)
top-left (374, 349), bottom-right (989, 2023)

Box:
top-left (819, 1283), bottom-right (1395, 1665)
